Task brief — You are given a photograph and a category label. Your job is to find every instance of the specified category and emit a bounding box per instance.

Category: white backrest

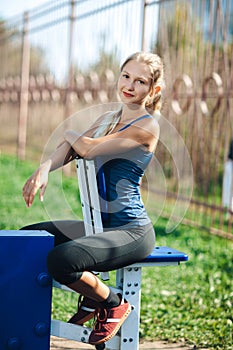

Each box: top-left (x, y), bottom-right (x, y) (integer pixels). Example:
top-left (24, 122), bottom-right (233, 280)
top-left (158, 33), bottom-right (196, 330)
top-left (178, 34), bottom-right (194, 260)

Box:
top-left (75, 158), bottom-right (109, 280)
top-left (76, 159), bottom-right (103, 235)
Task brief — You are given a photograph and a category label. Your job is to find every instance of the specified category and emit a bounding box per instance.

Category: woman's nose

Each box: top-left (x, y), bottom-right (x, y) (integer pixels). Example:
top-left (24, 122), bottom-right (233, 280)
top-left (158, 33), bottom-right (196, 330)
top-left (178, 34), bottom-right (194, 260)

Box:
top-left (126, 80), bottom-right (134, 90)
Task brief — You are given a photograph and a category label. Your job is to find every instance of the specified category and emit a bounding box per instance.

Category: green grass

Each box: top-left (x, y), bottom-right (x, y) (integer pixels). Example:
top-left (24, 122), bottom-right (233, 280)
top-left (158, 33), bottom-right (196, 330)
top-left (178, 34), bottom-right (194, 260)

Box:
top-left (1, 154), bottom-right (232, 349)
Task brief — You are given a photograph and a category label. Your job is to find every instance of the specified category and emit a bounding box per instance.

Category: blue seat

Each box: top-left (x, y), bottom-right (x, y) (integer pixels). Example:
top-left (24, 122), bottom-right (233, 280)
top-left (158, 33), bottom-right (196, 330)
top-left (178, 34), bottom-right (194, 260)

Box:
top-left (143, 246), bottom-right (188, 263)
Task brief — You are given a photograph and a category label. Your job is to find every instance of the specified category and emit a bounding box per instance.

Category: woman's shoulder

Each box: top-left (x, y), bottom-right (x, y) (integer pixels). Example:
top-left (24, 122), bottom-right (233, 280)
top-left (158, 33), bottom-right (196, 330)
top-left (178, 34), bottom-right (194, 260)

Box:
top-left (125, 114), bottom-right (159, 152)
top-left (139, 113), bottom-right (160, 136)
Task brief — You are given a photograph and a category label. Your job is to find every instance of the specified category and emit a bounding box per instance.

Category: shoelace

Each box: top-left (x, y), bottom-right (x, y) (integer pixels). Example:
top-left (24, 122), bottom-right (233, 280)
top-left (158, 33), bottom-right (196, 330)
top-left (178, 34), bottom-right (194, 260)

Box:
top-left (93, 306), bottom-right (123, 331)
top-left (77, 294), bottom-right (84, 311)
top-left (93, 308), bottom-right (108, 331)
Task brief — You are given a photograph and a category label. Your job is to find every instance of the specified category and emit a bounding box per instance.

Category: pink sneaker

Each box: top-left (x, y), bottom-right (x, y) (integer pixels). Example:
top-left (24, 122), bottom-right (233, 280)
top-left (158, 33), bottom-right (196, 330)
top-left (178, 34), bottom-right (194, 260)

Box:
top-left (68, 295), bottom-right (97, 325)
top-left (89, 295), bottom-right (131, 345)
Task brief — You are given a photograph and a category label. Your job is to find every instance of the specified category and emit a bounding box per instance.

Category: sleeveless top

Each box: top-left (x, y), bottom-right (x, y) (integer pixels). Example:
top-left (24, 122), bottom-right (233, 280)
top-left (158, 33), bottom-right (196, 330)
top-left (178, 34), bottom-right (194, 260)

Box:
top-left (96, 114), bottom-right (153, 229)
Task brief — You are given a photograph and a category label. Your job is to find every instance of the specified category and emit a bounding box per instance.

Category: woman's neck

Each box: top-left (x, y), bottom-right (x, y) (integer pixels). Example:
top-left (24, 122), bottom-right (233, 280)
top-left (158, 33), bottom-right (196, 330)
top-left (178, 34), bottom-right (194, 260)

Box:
top-left (121, 105), bottom-right (148, 122)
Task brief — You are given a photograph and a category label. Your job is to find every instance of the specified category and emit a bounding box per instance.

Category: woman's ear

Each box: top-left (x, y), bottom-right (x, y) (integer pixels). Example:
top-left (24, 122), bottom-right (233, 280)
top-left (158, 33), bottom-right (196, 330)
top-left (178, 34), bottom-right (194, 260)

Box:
top-left (150, 85), bottom-right (161, 97)
top-left (154, 86), bottom-right (161, 95)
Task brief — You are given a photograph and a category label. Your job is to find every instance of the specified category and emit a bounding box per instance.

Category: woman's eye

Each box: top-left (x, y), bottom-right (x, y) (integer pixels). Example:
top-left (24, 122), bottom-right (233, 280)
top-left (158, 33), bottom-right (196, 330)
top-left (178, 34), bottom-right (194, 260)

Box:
top-left (137, 80), bottom-right (145, 84)
top-left (122, 74), bottom-right (129, 79)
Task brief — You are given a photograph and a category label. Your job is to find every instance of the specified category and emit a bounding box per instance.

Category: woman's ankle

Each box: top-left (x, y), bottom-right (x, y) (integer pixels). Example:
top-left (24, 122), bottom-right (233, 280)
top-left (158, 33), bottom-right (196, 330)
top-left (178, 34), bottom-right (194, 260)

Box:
top-left (99, 290), bottom-right (120, 309)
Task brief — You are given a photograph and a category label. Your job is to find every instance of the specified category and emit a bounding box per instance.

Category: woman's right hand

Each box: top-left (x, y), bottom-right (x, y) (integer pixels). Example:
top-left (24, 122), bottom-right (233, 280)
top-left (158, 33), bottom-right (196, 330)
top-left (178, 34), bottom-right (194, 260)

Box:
top-left (22, 160), bottom-right (51, 207)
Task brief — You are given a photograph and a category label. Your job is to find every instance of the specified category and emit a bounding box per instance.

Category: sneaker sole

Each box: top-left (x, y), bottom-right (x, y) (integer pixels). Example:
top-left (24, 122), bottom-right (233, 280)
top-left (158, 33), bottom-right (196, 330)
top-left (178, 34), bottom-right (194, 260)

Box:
top-left (90, 304), bottom-right (131, 345)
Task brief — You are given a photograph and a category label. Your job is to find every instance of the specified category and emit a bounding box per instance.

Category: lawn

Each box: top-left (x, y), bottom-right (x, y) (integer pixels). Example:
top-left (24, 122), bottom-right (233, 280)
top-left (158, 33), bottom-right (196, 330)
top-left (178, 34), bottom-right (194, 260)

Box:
top-left (0, 154), bottom-right (232, 349)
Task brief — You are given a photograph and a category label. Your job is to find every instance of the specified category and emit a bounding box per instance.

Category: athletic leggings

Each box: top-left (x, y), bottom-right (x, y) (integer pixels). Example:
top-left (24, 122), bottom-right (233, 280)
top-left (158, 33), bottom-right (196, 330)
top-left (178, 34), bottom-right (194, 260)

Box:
top-left (21, 220), bottom-right (155, 285)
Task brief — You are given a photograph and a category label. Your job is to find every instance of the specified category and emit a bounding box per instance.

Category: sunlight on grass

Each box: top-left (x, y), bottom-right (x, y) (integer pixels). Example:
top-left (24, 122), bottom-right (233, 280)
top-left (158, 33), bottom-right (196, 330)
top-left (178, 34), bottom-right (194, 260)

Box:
top-left (1, 154), bottom-right (232, 349)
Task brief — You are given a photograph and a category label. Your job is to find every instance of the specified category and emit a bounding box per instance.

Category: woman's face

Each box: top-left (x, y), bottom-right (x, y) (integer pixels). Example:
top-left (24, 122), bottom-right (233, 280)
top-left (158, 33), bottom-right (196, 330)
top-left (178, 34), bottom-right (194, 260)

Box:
top-left (117, 60), bottom-right (153, 107)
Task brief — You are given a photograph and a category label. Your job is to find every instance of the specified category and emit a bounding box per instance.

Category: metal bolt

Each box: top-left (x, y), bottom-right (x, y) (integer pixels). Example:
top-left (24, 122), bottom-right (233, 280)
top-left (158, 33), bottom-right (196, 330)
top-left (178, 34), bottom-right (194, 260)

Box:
top-left (34, 322), bottom-right (48, 336)
top-left (7, 337), bottom-right (21, 350)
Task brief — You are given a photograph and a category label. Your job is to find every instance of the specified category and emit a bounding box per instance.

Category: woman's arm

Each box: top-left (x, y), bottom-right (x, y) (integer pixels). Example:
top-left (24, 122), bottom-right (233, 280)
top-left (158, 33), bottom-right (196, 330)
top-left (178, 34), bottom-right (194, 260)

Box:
top-left (64, 118), bottom-right (159, 158)
top-left (22, 141), bottom-right (77, 207)
top-left (48, 140), bottom-right (78, 171)
top-left (22, 113), bottom-right (109, 207)
top-left (22, 111), bottom-right (111, 208)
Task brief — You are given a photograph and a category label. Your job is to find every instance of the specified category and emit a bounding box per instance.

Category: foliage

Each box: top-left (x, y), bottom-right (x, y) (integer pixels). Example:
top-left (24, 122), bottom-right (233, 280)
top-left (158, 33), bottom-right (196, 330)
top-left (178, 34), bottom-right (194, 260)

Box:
top-left (0, 19), bottom-right (49, 77)
top-left (73, 43), bottom-right (121, 83)
top-left (140, 217), bottom-right (233, 349)
top-left (154, 0), bottom-right (232, 198)
top-left (0, 154), bottom-right (232, 349)
top-left (0, 153), bottom-right (82, 229)
top-left (88, 44), bottom-right (120, 77)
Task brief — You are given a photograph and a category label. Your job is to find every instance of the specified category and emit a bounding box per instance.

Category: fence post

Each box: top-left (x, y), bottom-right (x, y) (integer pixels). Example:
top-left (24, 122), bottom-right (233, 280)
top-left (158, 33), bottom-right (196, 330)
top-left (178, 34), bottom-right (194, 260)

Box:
top-left (64, 0), bottom-right (76, 123)
top-left (140, 0), bottom-right (147, 51)
top-left (17, 11), bottom-right (30, 160)
top-left (63, 0), bottom-right (76, 175)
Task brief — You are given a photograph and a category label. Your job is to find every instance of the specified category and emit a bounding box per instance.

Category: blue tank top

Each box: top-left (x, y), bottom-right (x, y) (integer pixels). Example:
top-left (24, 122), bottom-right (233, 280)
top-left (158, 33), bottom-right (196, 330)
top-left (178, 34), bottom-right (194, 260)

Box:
top-left (96, 115), bottom-right (153, 229)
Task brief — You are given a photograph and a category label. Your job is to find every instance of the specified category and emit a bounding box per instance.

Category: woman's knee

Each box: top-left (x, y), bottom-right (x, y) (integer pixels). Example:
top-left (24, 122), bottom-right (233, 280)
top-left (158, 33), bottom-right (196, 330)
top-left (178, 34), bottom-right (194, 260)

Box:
top-left (47, 245), bottom-right (83, 285)
top-left (20, 222), bottom-right (45, 230)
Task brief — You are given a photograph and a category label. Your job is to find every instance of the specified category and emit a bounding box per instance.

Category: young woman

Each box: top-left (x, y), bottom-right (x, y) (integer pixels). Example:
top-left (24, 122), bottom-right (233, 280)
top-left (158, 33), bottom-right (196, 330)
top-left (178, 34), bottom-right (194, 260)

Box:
top-left (22, 51), bottom-right (165, 345)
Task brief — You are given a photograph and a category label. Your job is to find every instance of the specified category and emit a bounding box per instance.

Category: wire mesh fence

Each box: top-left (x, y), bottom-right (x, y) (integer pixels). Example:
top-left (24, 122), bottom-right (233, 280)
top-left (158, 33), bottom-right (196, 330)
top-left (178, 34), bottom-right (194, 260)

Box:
top-left (0, 0), bottom-right (232, 236)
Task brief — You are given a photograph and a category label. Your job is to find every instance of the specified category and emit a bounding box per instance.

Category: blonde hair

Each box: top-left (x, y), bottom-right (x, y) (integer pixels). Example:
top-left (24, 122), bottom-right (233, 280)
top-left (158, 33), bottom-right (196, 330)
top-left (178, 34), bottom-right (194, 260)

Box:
top-left (93, 51), bottom-right (164, 138)
top-left (92, 109), bottom-right (122, 138)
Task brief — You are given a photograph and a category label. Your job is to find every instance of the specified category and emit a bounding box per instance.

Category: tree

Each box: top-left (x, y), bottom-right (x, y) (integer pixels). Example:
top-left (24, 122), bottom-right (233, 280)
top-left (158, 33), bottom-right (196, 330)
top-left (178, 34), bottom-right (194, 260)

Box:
top-left (0, 19), bottom-right (49, 78)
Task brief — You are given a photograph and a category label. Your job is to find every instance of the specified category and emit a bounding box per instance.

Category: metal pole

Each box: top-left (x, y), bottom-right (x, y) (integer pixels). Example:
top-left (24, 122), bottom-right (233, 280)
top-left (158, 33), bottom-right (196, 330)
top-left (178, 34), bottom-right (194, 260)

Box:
top-left (140, 0), bottom-right (147, 51)
top-left (63, 0), bottom-right (76, 175)
top-left (17, 11), bottom-right (30, 160)
top-left (64, 0), bottom-right (75, 122)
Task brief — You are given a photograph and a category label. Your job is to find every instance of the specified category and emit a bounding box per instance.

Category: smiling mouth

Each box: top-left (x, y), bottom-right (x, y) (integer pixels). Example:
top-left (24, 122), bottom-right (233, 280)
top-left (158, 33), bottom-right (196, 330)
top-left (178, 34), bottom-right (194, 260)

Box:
top-left (123, 91), bottom-right (134, 97)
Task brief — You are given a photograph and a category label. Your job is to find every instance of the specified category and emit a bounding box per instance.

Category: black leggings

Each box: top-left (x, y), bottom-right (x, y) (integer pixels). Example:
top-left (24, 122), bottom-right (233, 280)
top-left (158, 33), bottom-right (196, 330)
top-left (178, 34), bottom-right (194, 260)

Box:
top-left (21, 220), bottom-right (155, 285)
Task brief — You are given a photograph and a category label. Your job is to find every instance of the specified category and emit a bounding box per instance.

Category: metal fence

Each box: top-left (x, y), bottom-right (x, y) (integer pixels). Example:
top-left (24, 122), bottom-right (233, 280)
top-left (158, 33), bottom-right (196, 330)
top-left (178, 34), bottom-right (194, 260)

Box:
top-left (0, 0), bottom-right (232, 237)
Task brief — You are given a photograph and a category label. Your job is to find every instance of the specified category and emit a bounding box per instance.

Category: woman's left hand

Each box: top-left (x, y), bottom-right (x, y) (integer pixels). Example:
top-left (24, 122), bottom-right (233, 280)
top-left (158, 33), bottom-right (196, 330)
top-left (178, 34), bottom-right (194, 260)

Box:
top-left (22, 160), bottom-right (51, 207)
